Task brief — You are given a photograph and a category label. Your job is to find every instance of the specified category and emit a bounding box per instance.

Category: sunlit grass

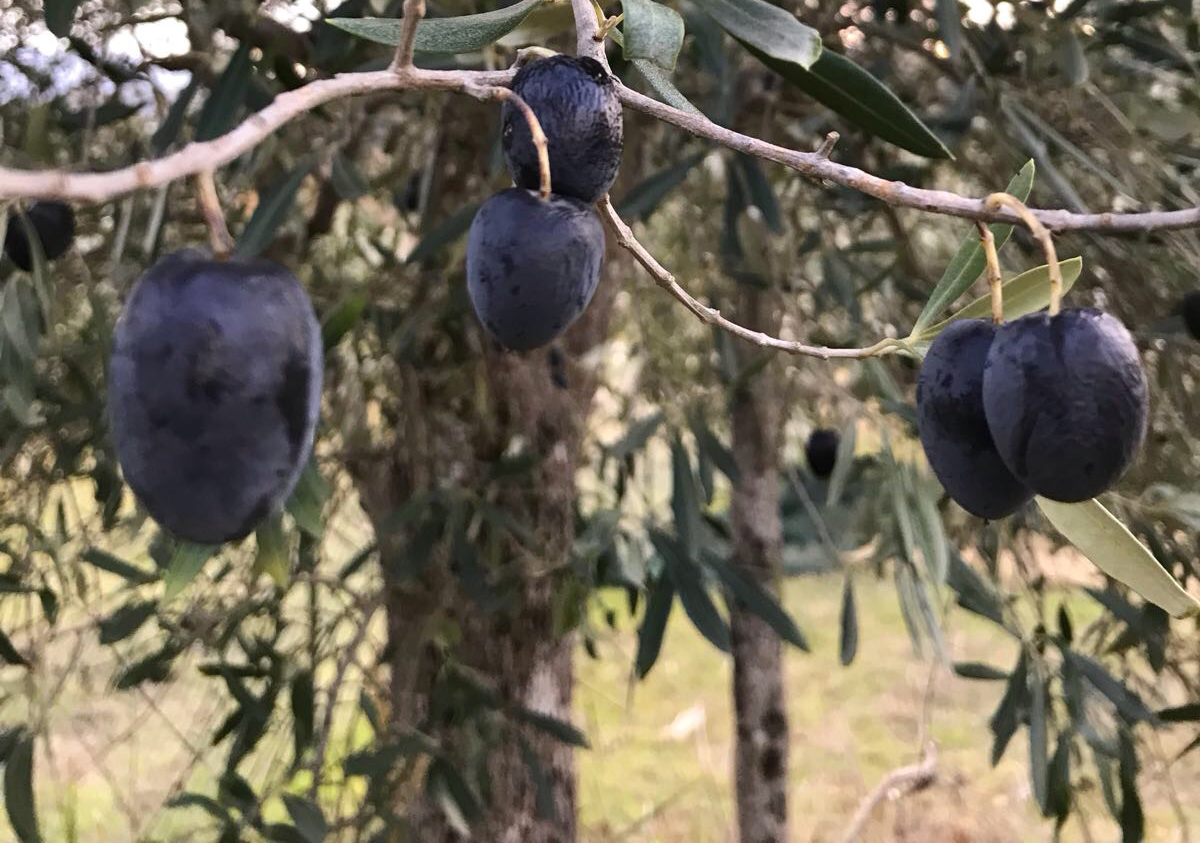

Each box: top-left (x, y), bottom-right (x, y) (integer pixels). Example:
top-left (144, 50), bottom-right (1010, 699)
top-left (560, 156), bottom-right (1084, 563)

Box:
top-left (576, 573), bottom-right (1200, 843)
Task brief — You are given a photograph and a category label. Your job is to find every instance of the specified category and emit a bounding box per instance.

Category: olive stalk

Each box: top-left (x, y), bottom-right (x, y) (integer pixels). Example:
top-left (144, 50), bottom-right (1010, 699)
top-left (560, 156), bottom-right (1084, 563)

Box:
top-left (491, 89), bottom-right (553, 201)
top-left (975, 220), bottom-right (1004, 325)
top-left (193, 170), bottom-right (233, 258)
top-left (983, 192), bottom-right (1063, 316)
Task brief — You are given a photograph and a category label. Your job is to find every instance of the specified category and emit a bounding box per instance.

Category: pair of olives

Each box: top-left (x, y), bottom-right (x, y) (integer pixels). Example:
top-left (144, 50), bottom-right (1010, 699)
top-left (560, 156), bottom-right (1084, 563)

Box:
top-left (466, 56), bottom-right (623, 352)
top-left (917, 310), bottom-right (1149, 518)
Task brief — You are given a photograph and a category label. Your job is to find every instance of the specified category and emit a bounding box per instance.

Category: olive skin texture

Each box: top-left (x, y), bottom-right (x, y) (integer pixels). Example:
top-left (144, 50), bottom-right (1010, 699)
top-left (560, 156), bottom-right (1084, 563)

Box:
top-left (4, 201), bottom-right (75, 271)
top-left (806, 428), bottom-right (840, 479)
top-left (917, 318), bottom-right (1034, 519)
top-left (1182, 291), bottom-right (1200, 340)
top-left (466, 188), bottom-right (604, 352)
top-left (502, 56), bottom-right (623, 204)
top-left (982, 308), bottom-right (1148, 503)
top-left (108, 249), bottom-right (323, 544)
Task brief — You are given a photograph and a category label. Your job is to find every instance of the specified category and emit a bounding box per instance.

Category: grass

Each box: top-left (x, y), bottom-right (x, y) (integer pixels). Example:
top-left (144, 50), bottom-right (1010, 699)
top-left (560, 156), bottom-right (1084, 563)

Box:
top-left (6, 559), bottom-right (1199, 841)
top-left (575, 572), bottom-right (1200, 843)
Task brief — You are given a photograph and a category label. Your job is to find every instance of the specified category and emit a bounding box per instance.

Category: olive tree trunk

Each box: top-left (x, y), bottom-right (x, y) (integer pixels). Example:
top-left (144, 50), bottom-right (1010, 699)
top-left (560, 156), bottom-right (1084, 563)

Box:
top-left (357, 323), bottom-right (608, 841)
top-left (729, 283), bottom-right (790, 843)
top-left (348, 148), bottom-right (617, 836)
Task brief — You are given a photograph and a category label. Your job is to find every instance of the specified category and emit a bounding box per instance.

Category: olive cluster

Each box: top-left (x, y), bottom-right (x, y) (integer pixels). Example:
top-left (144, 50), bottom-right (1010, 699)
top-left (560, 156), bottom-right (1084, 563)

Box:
top-left (466, 56), bottom-right (623, 351)
top-left (916, 309), bottom-right (1149, 519)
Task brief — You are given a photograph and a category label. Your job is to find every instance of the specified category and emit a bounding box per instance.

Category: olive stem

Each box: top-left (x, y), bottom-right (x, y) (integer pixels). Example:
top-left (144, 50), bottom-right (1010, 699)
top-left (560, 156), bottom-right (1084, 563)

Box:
top-left (390, 0), bottom-right (426, 73)
top-left (596, 13), bottom-right (624, 41)
top-left (983, 192), bottom-right (1063, 317)
top-left (976, 221), bottom-right (1004, 325)
top-left (490, 88), bottom-right (552, 201)
top-left (194, 170), bottom-right (234, 258)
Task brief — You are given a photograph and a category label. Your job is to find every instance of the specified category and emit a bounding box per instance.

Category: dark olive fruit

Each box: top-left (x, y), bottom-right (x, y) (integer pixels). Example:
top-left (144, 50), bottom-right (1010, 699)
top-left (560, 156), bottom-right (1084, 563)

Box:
top-left (466, 188), bottom-right (604, 351)
top-left (1182, 291), bottom-right (1200, 340)
top-left (805, 428), bottom-right (840, 479)
top-left (4, 201), bottom-right (75, 271)
top-left (917, 318), bottom-right (1034, 519)
top-left (108, 249), bottom-right (323, 544)
top-left (502, 55), bottom-right (623, 204)
top-left (982, 308), bottom-right (1148, 503)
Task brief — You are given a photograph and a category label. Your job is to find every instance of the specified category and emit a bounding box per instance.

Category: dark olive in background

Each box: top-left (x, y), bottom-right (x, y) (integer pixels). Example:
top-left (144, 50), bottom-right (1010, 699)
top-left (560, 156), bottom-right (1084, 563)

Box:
top-left (4, 201), bottom-right (75, 271)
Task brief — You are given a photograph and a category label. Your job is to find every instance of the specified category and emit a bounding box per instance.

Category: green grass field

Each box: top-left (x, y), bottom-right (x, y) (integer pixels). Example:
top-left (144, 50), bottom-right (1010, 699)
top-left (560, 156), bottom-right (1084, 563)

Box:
top-left (6, 563), bottom-right (1199, 842)
top-left (576, 573), bottom-right (1200, 843)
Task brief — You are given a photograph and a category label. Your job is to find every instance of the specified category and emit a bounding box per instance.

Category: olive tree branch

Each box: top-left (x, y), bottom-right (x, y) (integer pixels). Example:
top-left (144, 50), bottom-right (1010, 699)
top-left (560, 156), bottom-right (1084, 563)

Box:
top-left (599, 198), bottom-right (907, 359)
top-left (611, 83), bottom-right (1200, 233)
top-left (0, 67), bottom-right (513, 203)
top-left (2, 54), bottom-right (1198, 233)
top-left (571, 0), bottom-right (610, 68)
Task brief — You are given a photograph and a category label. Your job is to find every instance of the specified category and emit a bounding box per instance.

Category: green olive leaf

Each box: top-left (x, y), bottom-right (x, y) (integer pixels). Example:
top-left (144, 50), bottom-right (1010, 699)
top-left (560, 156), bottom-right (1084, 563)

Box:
top-left (236, 156), bottom-right (317, 259)
top-left (631, 59), bottom-right (705, 116)
top-left (915, 255), bottom-right (1083, 342)
top-left (693, 0), bottom-right (821, 69)
top-left (163, 542), bottom-right (217, 601)
top-left (4, 730), bottom-right (40, 843)
top-left (253, 515), bottom-right (290, 588)
top-left (622, 0), bottom-right (686, 71)
top-left (43, 0), bottom-right (81, 38)
top-left (742, 43), bottom-right (951, 159)
top-left (328, 0), bottom-right (545, 54)
top-left (1037, 497), bottom-right (1199, 618)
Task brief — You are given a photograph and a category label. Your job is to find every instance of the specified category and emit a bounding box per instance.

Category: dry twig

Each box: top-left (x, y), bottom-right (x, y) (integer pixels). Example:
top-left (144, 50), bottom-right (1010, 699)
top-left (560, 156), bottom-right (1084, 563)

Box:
top-left (838, 742), bottom-right (938, 843)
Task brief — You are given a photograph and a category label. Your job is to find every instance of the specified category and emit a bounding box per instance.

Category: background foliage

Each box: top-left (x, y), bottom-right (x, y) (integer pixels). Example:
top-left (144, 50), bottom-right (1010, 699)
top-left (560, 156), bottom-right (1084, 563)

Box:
top-left (2, 0), bottom-right (1200, 840)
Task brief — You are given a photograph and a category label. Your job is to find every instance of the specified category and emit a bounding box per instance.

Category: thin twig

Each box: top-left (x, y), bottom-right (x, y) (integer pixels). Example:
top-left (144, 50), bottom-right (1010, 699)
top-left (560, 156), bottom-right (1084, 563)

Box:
top-left (390, 0), bottom-right (426, 72)
top-left (976, 220), bottom-right (1004, 324)
top-left (984, 192), bottom-right (1063, 314)
top-left (838, 743), bottom-right (938, 843)
top-left (814, 131), bottom-right (840, 159)
top-left (194, 170), bottom-right (233, 257)
top-left (600, 198), bottom-right (906, 359)
top-left (489, 88), bottom-right (552, 199)
top-left (309, 595), bottom-right (383, 799)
